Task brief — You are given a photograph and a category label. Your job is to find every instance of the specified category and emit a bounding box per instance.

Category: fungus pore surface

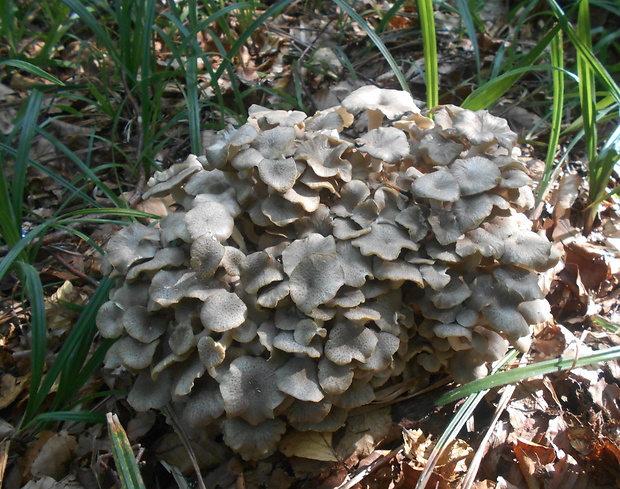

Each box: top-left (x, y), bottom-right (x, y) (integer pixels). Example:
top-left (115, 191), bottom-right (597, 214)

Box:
top-left (98, 88), bottom-right (558, 461)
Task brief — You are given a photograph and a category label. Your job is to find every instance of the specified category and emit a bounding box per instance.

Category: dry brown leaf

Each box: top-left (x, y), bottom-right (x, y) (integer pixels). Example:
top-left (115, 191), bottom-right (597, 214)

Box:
top-left (552, 173), bottom-right (582, 222)
top-left (336, 408), bottom-right (393, 462)
top-left (564, 242), bottom-right (612, 294)
top-left (549, 451), bottom-right (589, 489)
top-left (495, 476), bottom-right (522, 489)
top-left (0, 373), bottom-right (28, 409)
top-left (45, 281), bottom-right (87, 331)
top-left (513, 438), bottom-right (555, 489)
top-left (585, 437), bottom-right (620, 486)
top-left (400, 459), bottom-right (451, 489)
top-left (24, 431), bottom-right (77, 481)
top-left (279, 431), bottom-right (338, 462)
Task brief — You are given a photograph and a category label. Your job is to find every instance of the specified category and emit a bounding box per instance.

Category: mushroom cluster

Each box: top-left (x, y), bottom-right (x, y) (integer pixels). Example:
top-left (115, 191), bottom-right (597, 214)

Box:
top-left (97, 86), bottom-right (559, 460)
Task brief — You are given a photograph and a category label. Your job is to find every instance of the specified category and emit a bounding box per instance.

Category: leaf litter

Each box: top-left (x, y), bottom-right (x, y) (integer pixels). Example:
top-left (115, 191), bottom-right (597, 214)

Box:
top-left (2, 1), bottom-right (620, 488)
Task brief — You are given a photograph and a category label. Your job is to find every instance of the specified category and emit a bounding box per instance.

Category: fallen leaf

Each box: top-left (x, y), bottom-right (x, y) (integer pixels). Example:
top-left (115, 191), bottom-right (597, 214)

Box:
top-left (552, 173), bottom-right (582, 222)
top-left (513, 438), bottom-right (555, 489)
top-left (279, 431), bottom-right (337, 462)
top-left (336, 407), bottom-right (393, 462)
top-left (26, 430), bottom-right (77, 481)
top-left (566, 427), bottom-right (595, 456)
top-left (0, 373), bottom-right (28, 409)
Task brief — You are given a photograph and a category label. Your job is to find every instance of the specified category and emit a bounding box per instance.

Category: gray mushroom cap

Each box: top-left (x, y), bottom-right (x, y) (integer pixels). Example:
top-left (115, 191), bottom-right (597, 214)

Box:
top-left (341, 85), bottom-right (420, 130)
top-left (190, 233), bottom-right (225, 279)
top-left (127, 370), bottom-right (172, 411)
top-left (289, 252), bottom-right (345, 313)
top-left (276, 356), bottom-right (324, 402)
top-left (355, 127), bottom-right (410, 164)
top-left (105, 223), bottom-right (161, 276)
top-left (123, 305), bottom-right (168, 343)
top-left (257, 157), bottom-right (299, 192)
top-left (142, 155), bottom-right (203, 199)
top-left (453, 109), bottom-right (518, 149)
top-left (222, 417), bottom-right (286, 461)
top-left (185, 201), bottom-right (234, 242)
top-left (183, 379), bottom-right (225, 427)
top-left (96, 301), bottom-right (125, 338)
top-left (450, 157), bottom-right (502, 196)
top-left (200, 290), bottom-right (247, 333)
top-left (324, 321), bottom-right (378, 365)
top-left (219, 356), bottom-right (285, 425)
top-left (411, 169), bottom-right (460, 202)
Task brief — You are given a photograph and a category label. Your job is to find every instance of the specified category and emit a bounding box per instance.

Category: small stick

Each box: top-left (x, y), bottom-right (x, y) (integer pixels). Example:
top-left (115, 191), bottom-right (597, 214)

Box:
top-left (48, 250), bottom-right (99, 287)
top-left (336, 445), bottom-right (403, 489)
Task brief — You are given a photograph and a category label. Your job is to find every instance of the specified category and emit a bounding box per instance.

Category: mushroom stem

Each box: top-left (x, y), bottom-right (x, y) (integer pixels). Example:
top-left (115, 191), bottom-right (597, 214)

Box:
top-left (230, 226), bottom-right (247, 253)
top-left (366, 109), bottom-right (384, 131)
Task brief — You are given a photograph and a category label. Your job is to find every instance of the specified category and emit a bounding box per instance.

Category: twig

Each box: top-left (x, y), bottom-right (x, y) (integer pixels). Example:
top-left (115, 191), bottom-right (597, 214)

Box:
top-left (48, 249), bottom-right (100, 287)
top-left (293, 18), bottom-right (335, 111)
top-left (458, 375), bottom-right (521, 489)
top-left (164, 405), bottom-right (207, 489)
top-left (120, 72), bottom-right (147, 209)
top-left (0, 216), bottom-right (109, 257)
top-left (336, 445), bottom-right (403, 489)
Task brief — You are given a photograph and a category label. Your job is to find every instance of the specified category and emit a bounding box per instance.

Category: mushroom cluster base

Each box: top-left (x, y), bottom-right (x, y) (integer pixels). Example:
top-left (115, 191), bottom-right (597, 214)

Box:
top-left (97, 87), bottom-right (559, 461)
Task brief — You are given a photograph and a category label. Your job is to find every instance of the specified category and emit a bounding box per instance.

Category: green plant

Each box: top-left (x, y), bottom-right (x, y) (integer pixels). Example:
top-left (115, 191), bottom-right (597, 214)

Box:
top-left (107, 413), bottom-right (147, 489)
top-left (436, 344), bottom-right (620, 406)
top-left (0, 87), bottom-right (160, 430)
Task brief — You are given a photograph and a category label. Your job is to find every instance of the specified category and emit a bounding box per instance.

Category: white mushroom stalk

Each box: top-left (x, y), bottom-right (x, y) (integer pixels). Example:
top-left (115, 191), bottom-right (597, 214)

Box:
top-left (97, 88), bottom-right (560, 461)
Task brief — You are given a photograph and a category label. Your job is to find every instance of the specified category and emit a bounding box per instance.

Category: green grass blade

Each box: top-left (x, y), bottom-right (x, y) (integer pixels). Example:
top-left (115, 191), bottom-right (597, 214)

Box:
top-left (22, 278), bottom-right (115, 425)
top-left (27, 411), bottom-right (107, 426)
top-left (414, 350), bottom-right (518, 489)
top-left (454, 0), bottom-right (482, 85)
top-left (436, 344), bottom-right (620, 405)
top-left (417, 0), bottom-right (438, 109)
top-left (186, 0), bottom-right (202, 155)
top-left (587, 123), bottom-right (620, 207)
top-left (15, 262), bottom-right (48, 425)
top-left (49, 278), bottom-right (115, 412)
top-left (0, 158), bottom-right (21, 249)
top-left (376, 0), bottom-right (407, 33)
top-left (12, 90), bottom-right (43, 230)
top-left (463, 63), bottom-right (578, 111)
top-left (333, 0), bottom-right (410, 93)
top-left (0, 223), bottom-right (52, 281)
top-left (577, 0), bottom-right (597, 163)
top-left (0, 60), bottom-right (65, 85)
top-left (61, 0), bottom-right (124, 71)
top-left (537, 29), bottom-right (565, 203)
top-left (35, 127), bottom-right (124, 207)
top-left (462, 24), bottom-right (562, 110)
top-left (107, 413), bottom-right (147, 489)
top-left (548, 0), bottom-right (620, 103)
top-left (59, 207), bottom-right (161, 219)
top-left (71, 338), bottom-right (118, 395)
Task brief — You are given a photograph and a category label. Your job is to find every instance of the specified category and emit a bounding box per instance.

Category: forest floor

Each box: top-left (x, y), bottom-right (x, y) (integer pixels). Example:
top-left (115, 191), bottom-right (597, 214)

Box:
top-left (1, 1), bottom-right (620, 488)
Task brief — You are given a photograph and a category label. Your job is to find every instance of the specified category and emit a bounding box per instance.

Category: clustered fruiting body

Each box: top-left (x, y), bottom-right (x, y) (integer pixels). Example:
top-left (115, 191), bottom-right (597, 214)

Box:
top-left (97, 86), bottom-right (559, 460)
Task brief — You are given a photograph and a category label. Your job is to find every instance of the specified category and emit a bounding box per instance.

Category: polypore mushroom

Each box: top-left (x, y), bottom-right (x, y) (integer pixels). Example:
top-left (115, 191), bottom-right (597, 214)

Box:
top-left (452, 109), bottom-right (517, 149)
top-left (341, 85), bottom-right (420, 130)
top-left (355, 127), bottom-right (409, 164)
top-left (185, 201), bottom-right (234, 242)
top-left (200, 290), bottom-right (247, 333)
top-left (218, 356), bottom-right (285, 425)
top-left (222, 417), bottom-right (287, 461)
top-left (276, 357), bottom-right (324, 402)
top-left (105, 223), bottom-right (161, 276)
top-left (98, 85), bottom-right (561, 461)
top-left (289, 252), bottom-right (345, 314)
